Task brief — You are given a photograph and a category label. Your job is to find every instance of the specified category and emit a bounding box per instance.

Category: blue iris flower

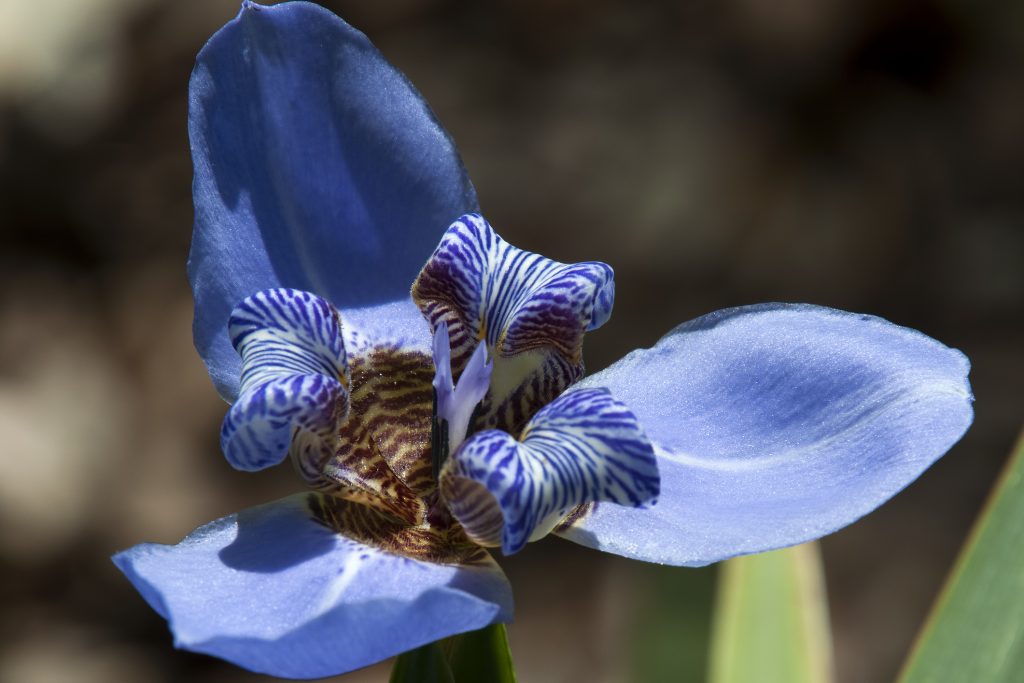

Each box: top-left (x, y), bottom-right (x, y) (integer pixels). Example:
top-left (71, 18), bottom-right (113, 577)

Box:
top-left (113, 1), bottom-right (974, 679)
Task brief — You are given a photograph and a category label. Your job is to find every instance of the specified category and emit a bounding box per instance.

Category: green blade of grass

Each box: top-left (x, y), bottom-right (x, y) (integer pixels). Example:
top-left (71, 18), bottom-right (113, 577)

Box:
top-left (708, 542), bottom-right (834, 683)
top-left (389, 641), bottom-right (455, 683)
top-left (390, 624), bottom-right (516, 683)
top-left (898, 429), bottom-right (1024, 683)
top-left (629, 564), bottom-right (715, 683)
top-left (447, 623), bottom-right (517, 683)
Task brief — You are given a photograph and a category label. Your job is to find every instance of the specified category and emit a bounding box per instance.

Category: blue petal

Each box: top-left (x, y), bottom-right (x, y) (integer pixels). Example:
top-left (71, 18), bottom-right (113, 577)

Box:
top-left (442, 388), bottom-right (659, 555)
top-left (221, 289), bottom-right (348, 475)
top-left (112, 494), bottom-right (513, 679)
top-left (189, 1), bottom-right (477, 401)
top-left (557, 304), bottom-right (973, 566)
top-left (342, 298), bottom-right (433, 357)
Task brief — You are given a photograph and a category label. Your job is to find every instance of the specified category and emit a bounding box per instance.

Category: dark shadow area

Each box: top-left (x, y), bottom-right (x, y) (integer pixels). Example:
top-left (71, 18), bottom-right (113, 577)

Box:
top-left (218, 497), bottom-right (339, 573)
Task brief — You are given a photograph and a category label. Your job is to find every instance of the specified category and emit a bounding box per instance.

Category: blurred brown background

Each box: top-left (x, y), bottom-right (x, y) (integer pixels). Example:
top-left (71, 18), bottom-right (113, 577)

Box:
top-left (0, 0), bottom-right (1021, 681)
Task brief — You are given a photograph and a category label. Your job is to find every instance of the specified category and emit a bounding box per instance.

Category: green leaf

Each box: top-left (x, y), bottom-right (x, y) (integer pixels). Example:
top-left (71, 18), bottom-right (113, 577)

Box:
top-left (629, 564), bottom-right (715, 683)
top-left (389, 624), bottom-right (516, 683)
top-left (708, 542), bottom-right (834, 683)
top-left (389, 641), bottom-right (455, 683)
top-left (447, 623), bottom-right (517, 682)
top-left (898, 430), bottom-right (1024, 683)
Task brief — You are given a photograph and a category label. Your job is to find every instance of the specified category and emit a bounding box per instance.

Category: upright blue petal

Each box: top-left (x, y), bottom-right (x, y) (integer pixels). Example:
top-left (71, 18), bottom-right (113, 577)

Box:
top-left (189, 1), bottom-right (477, 400)
top-left (557, 304), bottom-right (974, 566)
top-left (113, 495), bottom-right (513, 679)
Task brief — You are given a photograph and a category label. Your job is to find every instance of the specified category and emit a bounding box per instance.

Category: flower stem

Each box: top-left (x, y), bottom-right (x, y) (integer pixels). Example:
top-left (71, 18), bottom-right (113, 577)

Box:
top-left (391, 624), bottom-right (517, 682)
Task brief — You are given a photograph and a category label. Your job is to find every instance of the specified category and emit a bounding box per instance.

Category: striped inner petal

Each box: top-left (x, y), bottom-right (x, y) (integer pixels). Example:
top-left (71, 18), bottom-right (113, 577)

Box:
top-left (439, 387), bottom-right (659, 555)
top-left (412, 214), bottom-right (615, 433)
top-left (221, 289), bottom-right (349, 475)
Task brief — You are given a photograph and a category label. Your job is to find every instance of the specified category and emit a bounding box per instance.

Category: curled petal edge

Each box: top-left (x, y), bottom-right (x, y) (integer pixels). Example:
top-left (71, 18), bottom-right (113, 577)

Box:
top-left (442, 387), bottom-right (659, 555)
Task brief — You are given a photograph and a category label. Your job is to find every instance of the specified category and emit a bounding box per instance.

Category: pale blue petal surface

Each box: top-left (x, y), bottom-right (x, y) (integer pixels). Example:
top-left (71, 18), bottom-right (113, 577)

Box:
top-left (189, 0), bottom-right (477, 400)
top-left (341, 299), bottom-right (434, 358)
top-left (558, 304), bottom-right (974, 566)
top-left (113, 495), bottom-right (513, 679)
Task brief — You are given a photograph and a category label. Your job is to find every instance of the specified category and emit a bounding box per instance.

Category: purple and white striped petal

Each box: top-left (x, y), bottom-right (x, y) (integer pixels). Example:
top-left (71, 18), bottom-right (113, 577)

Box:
top-left (413, 214), bottom-right (614, 363)
top-left (412, 214), bottom-right (615, 430)
top-left (221, 289), bottom-right (349, 475)
top-left (440, 388), bottom-right (659, 555)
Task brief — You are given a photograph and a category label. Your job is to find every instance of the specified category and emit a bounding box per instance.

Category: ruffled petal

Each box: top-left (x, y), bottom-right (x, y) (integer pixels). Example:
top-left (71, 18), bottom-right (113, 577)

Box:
top-left (220, 289), bottom-right (348, 476)
top-left (441, 388), bottom-right (658, 555)
top-left (231, 288), bottom-right (348, 395)
top-left (412, 214), bottom-right (615, 431)
top-left (112, 494), bottom-right (513, 680)
top-left (189, 1), bottom-right (477, 401)
top-left (556, 304), bottom-right (974, 566)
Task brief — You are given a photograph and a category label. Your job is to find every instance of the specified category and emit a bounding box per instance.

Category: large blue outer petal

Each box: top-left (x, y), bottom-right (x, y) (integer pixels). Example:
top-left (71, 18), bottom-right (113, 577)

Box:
top-left (113, 495), bottom-right (513, 679)
top-left (558, 303), bottom-right (974, 566)
top-left (188, 1), bottom-right (477, 400)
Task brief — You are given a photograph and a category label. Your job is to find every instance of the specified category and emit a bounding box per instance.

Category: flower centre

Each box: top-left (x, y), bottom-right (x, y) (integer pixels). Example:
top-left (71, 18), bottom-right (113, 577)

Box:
top-left (217, 215), bottom-right (652, 561)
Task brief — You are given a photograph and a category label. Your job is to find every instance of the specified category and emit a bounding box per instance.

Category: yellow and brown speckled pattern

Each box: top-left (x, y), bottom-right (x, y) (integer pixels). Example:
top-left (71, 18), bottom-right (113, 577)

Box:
top-left (308, 492), bottom-right (492, 566)
top-left (314, 343), bottom-right (437, 527)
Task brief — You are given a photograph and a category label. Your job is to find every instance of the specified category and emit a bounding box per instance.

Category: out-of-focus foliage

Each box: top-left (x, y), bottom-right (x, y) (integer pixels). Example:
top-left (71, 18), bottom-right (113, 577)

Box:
top-left (898, 431), bottom-right (1024, 683)
top-left (709, 543), bottom-right (833, 683)
top-left (389, 642), bottom-right (454, 683)
top-left (390, 624), bottom-right (517, 682)
top-left (628, 564), bottom-right (714, 683)
top-left (447, 624), bottom-right (517, 682)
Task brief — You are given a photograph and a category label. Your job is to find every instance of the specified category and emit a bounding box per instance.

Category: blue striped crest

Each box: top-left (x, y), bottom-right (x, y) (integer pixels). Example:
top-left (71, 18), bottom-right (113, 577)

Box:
top-left (412, 214), bottom-right (615, 434)
top-left (439, 387), bottom-right (659, 555)
top-left (220, 289), bottom-right (350, 477)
